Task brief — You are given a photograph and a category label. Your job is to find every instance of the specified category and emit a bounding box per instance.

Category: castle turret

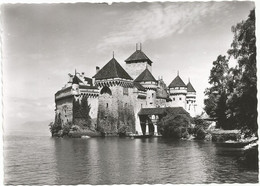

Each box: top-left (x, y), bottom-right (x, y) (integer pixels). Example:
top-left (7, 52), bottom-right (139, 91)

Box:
top-left (71, 71), bottom-right (80, 98)
top-left (134, 68), bottom-right (157, 108)
top-left (125, 44), bottom-right (153, 79)
top-left (93, 56), bottom-right (135, 135)
top-left (168, 73), bottom-right (187, 109)
top-left (186, 79), bottom-right (196, 117)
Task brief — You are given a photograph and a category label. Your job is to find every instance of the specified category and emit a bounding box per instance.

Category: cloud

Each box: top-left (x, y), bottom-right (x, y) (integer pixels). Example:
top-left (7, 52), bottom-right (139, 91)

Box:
top-left (96, 2), bottom-right (232, 52)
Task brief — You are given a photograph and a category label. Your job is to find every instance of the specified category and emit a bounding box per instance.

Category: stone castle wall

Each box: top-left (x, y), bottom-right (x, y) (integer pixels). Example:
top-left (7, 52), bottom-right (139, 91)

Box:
top-left (55, 96), bottom-right (74, 126)
top-left (125, 62), bottom-right (152, 80)
top-left (97, 85), bottom-right (136, 134)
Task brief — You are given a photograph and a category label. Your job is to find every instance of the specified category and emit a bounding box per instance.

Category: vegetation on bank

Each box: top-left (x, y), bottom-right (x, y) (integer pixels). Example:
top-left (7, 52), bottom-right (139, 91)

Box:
top-left (204, 10), bottom-right (257, 136)
top-left (49, 97), bottom-right (101, 137)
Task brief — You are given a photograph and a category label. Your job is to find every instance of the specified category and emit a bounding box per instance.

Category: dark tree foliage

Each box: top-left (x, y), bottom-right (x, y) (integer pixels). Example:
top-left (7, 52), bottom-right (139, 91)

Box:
top-left (80, 97), bottom-right (91, 127)
top-left (73, 97), bottom-right (91, 127)
top-left (227, 10), bottom-right (257, 134)
top-left (204, 10), bottom-right (257, 135)
top-left (204, 55), bottom-right (229, 129)
top-left (158, 114), bottom-right (190, 139)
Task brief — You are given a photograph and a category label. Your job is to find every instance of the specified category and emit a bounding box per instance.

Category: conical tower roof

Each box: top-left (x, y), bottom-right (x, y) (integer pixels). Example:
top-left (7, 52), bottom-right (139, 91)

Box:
top-left (187, 81), bottom-right (196, 92)
top-left (134, 68), bottom-right (157, 83)
top-left (168, 75), bottom-right (187, 88)
top-left (125, 50), bottom-right (152, 65)
top-left (93, 57), bottom-right (132, 80)
top-left (72, 75), bottom-right (79, 84)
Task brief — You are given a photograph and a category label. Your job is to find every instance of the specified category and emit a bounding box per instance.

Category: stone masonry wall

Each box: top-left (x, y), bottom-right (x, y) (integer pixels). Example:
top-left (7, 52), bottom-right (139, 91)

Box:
top-left (97, 85), bottom-right (136, 135)
top-left (55, 96), bottom-right (73, 126)
top-left (125, 62), bottom-right (152, 80)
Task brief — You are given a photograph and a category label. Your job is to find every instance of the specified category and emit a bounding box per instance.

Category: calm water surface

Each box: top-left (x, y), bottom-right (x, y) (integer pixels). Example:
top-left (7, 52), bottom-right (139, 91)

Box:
top-left (4, 132), bottom-right (258, 184)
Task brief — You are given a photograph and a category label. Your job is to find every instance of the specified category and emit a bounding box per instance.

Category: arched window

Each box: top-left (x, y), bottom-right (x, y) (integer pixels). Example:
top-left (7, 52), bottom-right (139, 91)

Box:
top-left (100, 86), bottom-right (112, 95)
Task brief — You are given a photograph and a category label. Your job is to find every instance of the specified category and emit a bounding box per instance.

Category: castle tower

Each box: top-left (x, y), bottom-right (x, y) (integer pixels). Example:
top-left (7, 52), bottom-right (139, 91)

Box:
top-left (168, 73), bottom-right (187, 109)
top-left (186, 79), bottom-right (196, 117)
top-left (71, 72), bottom-right (80, 100)
top-left (125, 44), bottom-right (153, 79)
top-left (93, 56), bottom-right (136, 135)
top-left (134, 68), bottom-right (157, 108)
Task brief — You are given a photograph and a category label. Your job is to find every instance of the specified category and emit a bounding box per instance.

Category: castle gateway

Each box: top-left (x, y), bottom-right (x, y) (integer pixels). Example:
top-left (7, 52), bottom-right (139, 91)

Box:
top-left (54, 44), bottom-right (197, 135)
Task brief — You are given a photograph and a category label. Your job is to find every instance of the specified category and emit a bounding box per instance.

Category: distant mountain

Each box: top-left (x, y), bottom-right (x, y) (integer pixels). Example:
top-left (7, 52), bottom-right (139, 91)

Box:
top-left (4, 120), bottom-right (52, 136)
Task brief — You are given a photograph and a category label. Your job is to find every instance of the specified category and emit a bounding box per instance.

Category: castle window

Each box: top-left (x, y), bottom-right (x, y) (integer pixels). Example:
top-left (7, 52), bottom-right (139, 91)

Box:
top-left (173, 98), bottom-right (175, 101)
top-left (187, 101), bottom-right (189, 104)
top-left (106, 103), bottom-right (109, 108)
top-left (101, 86), bottom-right (112, 95)
top-left (152, 93), bottom-right (154, 98)
top-left (123, 87), bottom-right (129, 95)
top-left (125, 103), bottom-right (127, 107)
top-left (141, 104), bottom-right (143, 108)
top-left (179, 97), bottom-right (182, 100)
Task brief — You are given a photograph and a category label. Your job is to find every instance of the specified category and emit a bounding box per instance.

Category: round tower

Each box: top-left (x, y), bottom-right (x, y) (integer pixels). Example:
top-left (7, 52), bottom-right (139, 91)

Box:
top-left (168, 73), bottom-right (187, 109)
top-left (186, 79), bottom-right (196, 117)
top-left (93, 56), bottom-right (135, 135)
top-left (134, 68), bottom-right (157, 108)
top-left (71, 72), bottom-right (80, 98)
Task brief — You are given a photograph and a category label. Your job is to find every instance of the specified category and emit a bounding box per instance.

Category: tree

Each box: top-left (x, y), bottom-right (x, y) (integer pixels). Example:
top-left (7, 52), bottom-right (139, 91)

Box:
top-left (204, 55), bottom-right (229, 129)
top-left (80, 97), bottom-right (91, 127)
top-left (73, 97), bottom-right (92, 128)
top-left (204, 9), bottom-right (257, 135)
top-left (158, 114), bottom-right (190, 139)
top-left (227, 10), bottom-right (257, 134)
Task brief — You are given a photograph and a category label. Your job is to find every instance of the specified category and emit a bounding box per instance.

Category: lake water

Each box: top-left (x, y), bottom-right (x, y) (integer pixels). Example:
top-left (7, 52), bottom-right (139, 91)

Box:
top-left (3, 132), bottom-right (258, 184)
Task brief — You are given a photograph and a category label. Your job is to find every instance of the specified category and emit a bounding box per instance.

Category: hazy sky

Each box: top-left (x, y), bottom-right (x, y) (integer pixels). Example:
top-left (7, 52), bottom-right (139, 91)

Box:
top-left (2, 1), bottom-right (255, 130)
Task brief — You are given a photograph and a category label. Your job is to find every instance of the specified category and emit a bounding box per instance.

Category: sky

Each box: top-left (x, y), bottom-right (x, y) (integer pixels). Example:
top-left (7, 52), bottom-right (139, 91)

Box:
top-left (1, 1), bottom-right (255, 131)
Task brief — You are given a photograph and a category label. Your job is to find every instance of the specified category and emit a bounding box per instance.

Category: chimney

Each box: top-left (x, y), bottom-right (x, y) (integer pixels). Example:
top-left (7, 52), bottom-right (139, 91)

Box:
top-left (96, 66), bottom-right (100, 74)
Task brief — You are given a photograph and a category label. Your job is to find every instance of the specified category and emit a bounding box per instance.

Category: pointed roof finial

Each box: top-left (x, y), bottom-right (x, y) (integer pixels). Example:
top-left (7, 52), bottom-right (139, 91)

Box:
top-left (136, 43), bottom-right (138, 51)
top-left (113, 51), bottom-right (114, 58)
top-left (75, 69), bottom-right (77, 75)
top-left (188, 77), bottom-right (190, 82)
top-left (177, 70), bottom-right (179, 76)
top-left (140, 43), bottom-right (142, 51)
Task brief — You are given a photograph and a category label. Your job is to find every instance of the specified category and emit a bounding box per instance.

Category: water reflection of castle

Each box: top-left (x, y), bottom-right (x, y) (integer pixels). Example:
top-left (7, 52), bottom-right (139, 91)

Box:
top-left (55, 44), bottom-right (197, 135)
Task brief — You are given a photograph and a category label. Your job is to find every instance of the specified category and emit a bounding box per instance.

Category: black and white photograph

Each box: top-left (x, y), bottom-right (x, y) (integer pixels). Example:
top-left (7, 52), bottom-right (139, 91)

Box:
top-left (1, 0), bottom-right (259, 184)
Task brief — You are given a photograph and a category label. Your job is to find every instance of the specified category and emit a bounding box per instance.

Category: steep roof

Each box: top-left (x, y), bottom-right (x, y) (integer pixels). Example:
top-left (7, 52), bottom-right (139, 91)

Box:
top-left (139, 108), bottom-right (166, 116)
top-left (125, 50), bottom-right (152, 65)
top-left (134, 68), bottom-right (157, 83)
top-left (133, 82), bottom-right (146, 91)
top-left (138, 107), bottom-right (189, 116)
top-left (72, 75), bottom-right (82, 84)
top-left (93, 57), bottom-right (132, 80)
top-left (187, 81), bottom-right (196, 92)
top-left (168, 75), bottom-right (187, 88)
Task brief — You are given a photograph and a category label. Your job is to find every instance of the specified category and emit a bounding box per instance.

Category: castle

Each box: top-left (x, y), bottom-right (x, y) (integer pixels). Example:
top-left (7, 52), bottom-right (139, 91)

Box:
top-left (54, 44), bottom-right (197, 135)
